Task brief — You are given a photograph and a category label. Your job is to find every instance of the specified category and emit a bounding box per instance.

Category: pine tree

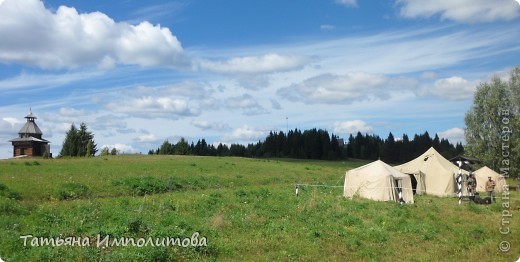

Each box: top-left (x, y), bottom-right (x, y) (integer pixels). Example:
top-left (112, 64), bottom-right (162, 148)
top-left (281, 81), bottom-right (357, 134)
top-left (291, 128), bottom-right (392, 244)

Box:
top-left (432, 134), bottom-right (441, 150)
top-left (382, 132), bottom-right (396, 163)
top-left (175, 138), bottom-right (190, 155)
top-left (346, 134), bottom-right (355, 158)
top-left (60, 124), bottom-right (78, 157)
top-left (86, 139), bottom-right (93, 157)
top-left (159, 140), bottom-right (173, 155)
top-left (60, 123), bottom-right (97, 157)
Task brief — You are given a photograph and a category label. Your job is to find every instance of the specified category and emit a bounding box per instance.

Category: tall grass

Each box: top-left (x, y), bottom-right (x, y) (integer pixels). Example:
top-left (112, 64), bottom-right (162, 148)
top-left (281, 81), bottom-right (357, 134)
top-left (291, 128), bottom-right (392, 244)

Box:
top-left (0, 155), bottom-right (518, 261)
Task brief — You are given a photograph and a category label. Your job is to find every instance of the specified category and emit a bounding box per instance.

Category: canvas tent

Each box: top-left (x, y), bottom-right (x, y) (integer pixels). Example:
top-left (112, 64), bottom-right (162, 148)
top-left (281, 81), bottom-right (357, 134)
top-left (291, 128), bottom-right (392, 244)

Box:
top-left (474, 166), bottom-right (507, 193)
top-left (344, 160), bottom-right (414, 204)
top-left (394, 147), bottom-right (467, 197)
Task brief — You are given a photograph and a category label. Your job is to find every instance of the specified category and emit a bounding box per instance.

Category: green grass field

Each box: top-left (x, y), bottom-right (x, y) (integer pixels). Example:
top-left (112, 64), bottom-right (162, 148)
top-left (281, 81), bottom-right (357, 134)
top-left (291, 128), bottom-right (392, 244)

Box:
top-left (0, 155), bottom-right (518, 261)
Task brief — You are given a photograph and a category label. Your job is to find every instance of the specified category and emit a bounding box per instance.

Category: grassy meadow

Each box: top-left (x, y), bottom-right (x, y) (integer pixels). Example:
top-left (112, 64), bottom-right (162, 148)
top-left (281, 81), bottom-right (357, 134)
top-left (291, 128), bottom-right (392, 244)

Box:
top-left (0, 155), bottom-right (518, 261)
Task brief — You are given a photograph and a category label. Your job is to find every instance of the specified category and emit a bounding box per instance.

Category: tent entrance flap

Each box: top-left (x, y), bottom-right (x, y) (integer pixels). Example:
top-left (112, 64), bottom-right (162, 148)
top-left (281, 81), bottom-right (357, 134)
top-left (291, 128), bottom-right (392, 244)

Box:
top-left (408, 174), bottom-right (417, 195)
top-left (393, 178), bottom-right (405, 203)
top-left (406, 172), bottom-right (426, 195)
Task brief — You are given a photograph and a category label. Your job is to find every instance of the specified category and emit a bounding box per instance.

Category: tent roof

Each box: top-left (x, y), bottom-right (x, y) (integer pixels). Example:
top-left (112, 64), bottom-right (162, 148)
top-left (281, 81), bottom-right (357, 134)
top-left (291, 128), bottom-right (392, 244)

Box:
top-left (395, 147), bottom-right (460, 175)
top-left (348, 159), bottom-right (409, 179)
top-left (474, 166), bottom-right (501, 177)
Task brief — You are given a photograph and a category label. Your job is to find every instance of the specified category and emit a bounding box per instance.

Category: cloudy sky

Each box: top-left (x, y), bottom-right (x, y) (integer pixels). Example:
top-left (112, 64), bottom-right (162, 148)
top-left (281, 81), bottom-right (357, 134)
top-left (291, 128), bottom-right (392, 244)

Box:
top-left (1, 0), bottom-right (519, 158)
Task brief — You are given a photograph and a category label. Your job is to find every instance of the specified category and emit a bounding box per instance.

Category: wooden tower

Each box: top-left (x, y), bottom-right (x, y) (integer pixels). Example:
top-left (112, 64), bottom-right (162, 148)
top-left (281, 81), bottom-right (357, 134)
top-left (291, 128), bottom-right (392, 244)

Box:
top-left (8, 110), bottom-right (50, 157)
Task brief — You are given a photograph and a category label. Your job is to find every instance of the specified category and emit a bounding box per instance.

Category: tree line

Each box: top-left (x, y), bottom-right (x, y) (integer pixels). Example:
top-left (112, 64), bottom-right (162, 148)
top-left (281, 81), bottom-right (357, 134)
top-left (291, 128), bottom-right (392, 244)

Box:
top-left (148, 128), bottom-right (463, 164)
top-left (347, 131), bottom-right (463, 163)
top-left (57, 122), bottom-right (462, 164)
top-left (148, 129), bottom-right (344, 160)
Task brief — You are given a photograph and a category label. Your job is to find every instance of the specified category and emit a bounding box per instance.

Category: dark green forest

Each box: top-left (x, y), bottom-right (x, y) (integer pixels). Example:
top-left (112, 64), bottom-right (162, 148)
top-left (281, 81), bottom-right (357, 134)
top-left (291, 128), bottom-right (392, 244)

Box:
top-left (148, 129), bottom-right (463, 164)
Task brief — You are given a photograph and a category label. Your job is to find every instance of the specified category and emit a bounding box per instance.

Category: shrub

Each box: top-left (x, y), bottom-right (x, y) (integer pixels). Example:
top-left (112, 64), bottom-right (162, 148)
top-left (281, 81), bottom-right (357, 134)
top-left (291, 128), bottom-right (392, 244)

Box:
top-left (6, 191), bottom-right (23, 200)
top-left (234, 189), bottom-right (247, 198)
top-left (23, 161), bottom-right (40, 166)
top-left (116, 177), bottom-right (168, 196)
top-left (165, 177), bottom-right (184, 192)
top-left (0, 184), bottom-right (23, 200)
top-left (56, 182), bottom-right (92, 200)
top-left (252, 188), bottom-right (270, 199)
top-left (344, 215), bottom-right (363, 226)
top-left (0, 199), bottom-right (27, 215)
top-left (127, 219), bottom-right (149, 234)
top-left (207, 192), bottom-right (223, 207)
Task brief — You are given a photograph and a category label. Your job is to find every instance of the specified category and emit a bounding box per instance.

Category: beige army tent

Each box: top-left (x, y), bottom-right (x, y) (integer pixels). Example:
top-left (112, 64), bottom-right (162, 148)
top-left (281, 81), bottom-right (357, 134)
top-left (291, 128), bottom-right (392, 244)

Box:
top-left (473, 166), bottom-right (507, 193)
top-left (394, 147), bottom-right (466, 197)
top-left (344, 160), bottom-right (414, 204)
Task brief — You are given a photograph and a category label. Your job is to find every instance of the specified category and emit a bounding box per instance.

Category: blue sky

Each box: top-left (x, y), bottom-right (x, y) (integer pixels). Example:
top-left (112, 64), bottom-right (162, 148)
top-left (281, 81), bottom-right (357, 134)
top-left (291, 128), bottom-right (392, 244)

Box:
top-left (1, 0), bottom-right (519, 158)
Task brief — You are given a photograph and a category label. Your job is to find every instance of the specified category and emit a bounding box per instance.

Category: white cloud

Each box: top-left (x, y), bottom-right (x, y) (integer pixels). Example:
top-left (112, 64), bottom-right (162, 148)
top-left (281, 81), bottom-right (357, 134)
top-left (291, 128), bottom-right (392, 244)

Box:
top-left (131, 81), bottom-right (214, 99)
top-left (320, 24), bottom-right (335, 31)
top-left (417, 76), bottom-right (478, 100)
top-left (39, 109), bottom-right (132, 138)
top-left (1, 117), bottom-right (23, 128)
top-left (332, 120), bottom-right (373, 135)
top-left (106, 96), bottom-right (200, 118)
top-left (191, 120), bottom-right (231, 131)
top-left (437, 127), bottom-right (465, 144)
top-left (99, 82), bottom-right (215, 119)
top-left (0, 0), bottom-right (185, 69)
top-left (223, 125), bottom-right (267, 143)
top-left (126, 2), bottom-right (187, 24)
top-left (396, 0), bottom-right (520, 23)
top-left (270, 99), bottom-right (282, 110)
top-left (197, 53), bottom-right (310, 75)
top-left (421, 71), bottom-right (438, 80)
top-left (195, 53), bottom-right (312, 90)
top-left (102, 143), bottom-right (139, 154)
top-left (282, 27), bottom-right (519, 76)
top-left (91, 115), bottom-right (129, 131)
top-left (134, 134), bottom-right (160, 143)
top-left (39, 108), bottom-right (95, 128)
top-left (428, 76), bottom-right (477, 100)
top-left (236, 75), bottom-right (270, 90)
top-left (336, 0), bottom-right (357, 7)
top-left (59, 107), bottom-right (88, 117)
top-left (225, 94), bottom-right (268, 115)
top-left (116, 128), bottom-right (136, 134)
top-left (0, 117), bottom-right (21, 143)
top-left (0, 71), bottom-right (103, 91)
top-left (277, 72), bottom-right (418, 104)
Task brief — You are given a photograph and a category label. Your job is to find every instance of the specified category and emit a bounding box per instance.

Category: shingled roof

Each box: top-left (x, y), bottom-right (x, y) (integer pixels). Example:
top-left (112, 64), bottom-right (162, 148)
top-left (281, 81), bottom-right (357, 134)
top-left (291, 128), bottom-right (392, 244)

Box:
top-left (18, 111), bottom-right (42, 135)
top-left (9, 137), bottom-right (49, 143)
